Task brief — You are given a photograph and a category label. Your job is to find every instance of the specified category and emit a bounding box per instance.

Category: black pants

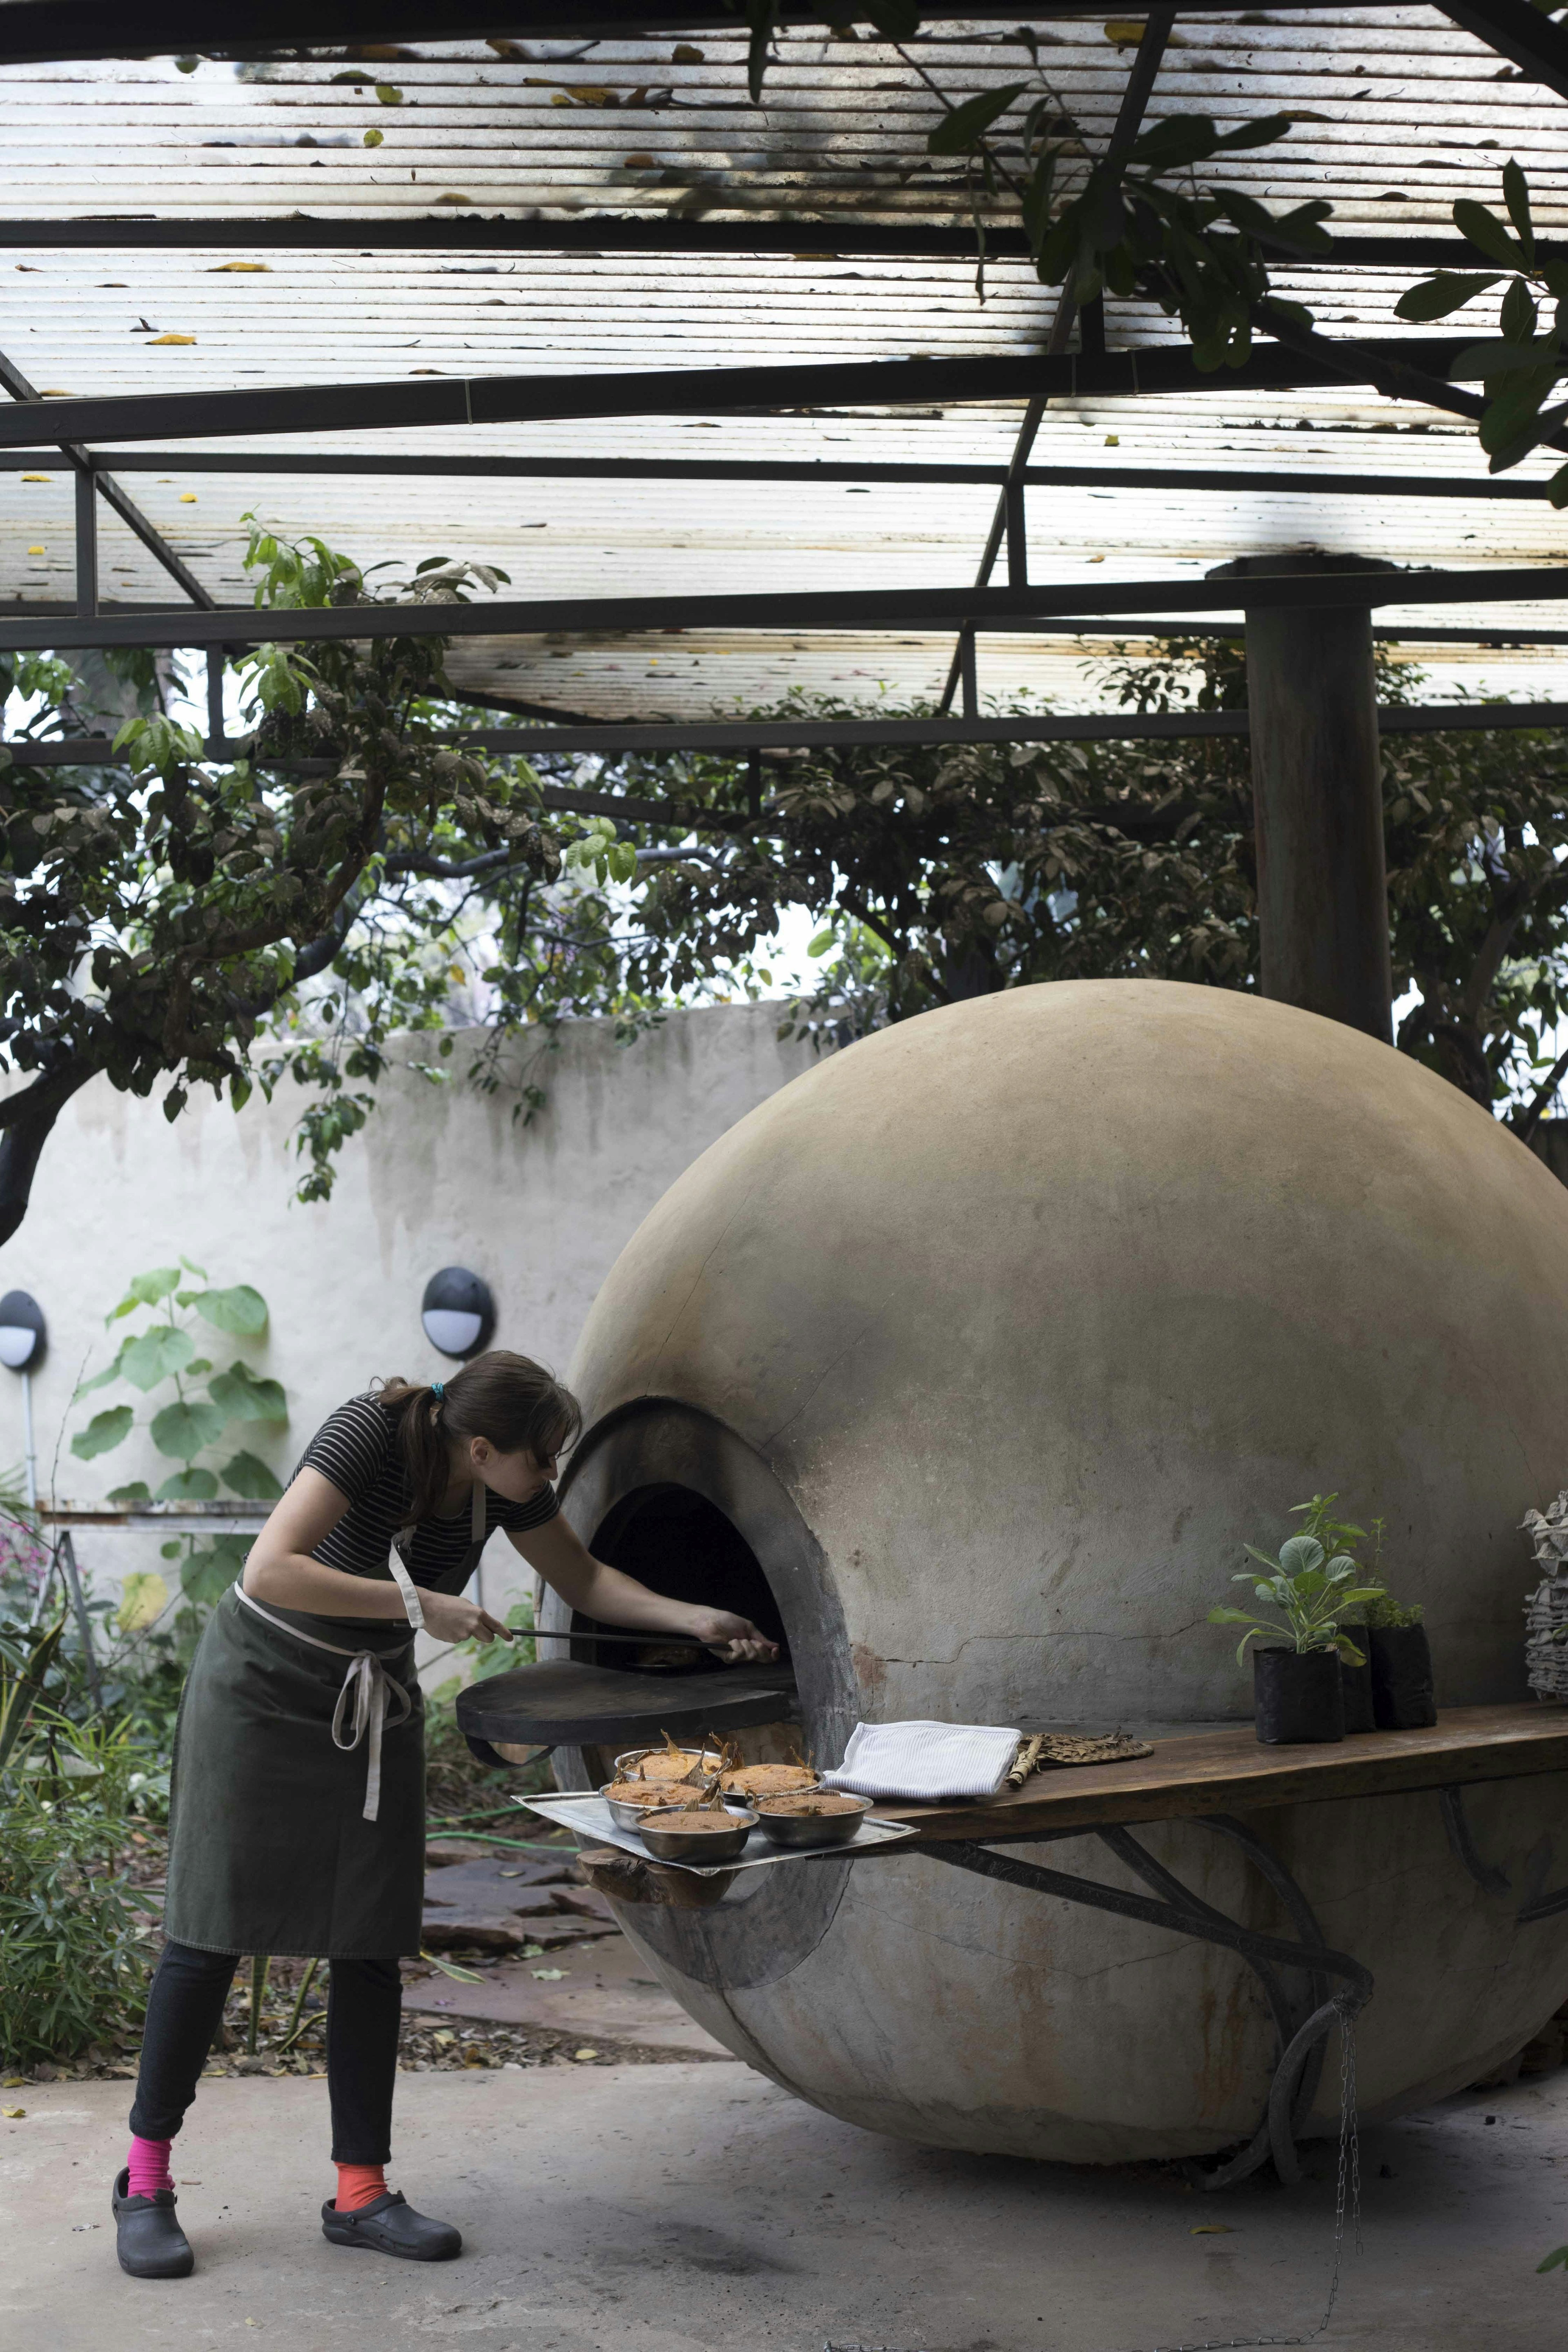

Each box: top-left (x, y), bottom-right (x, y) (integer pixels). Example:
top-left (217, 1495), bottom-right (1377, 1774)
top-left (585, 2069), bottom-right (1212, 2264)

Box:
top-left (129, 1941), bottom-right (403, 2165)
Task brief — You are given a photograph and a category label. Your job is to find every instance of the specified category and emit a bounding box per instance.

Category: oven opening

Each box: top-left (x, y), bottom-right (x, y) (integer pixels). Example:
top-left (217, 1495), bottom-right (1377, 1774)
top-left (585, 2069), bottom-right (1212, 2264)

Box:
top-left (571, 1482), bottom-right (788, 1675)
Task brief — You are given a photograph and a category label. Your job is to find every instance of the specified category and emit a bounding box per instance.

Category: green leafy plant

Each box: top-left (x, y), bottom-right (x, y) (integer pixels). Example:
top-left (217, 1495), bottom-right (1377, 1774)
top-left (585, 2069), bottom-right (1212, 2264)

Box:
top-left (1209, 1534), bottom-right (1385, 1668)
top-left (1395, 161), bottom-right (1568, 501)
top-left (0, 1611), bottom-right (65, 1777)
top-left (1363, 1592), bottom-right (1425, 1631)
top-left (0, 1687), bottom-right (163, 2067)
top-left (71, 1259), bottom-right (287, 1618)
top-left (1287, 1492), bottom-right (1368, 1561)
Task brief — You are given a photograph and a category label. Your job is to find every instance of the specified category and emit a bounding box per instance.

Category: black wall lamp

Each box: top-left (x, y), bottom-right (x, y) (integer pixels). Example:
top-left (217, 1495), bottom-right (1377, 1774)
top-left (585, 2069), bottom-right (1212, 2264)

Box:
top-left (0, 1289), bottom-right (45, 1506)
top-left (421, 1267), bottom-right (496, 1361)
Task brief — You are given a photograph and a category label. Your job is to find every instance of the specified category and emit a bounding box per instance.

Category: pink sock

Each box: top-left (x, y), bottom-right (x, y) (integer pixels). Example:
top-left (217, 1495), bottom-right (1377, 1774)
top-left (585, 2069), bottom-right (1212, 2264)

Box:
top-left (126, 2134), bottom-right (174, 2199)
top-left (334, 2161), bottom-right (388, 2213)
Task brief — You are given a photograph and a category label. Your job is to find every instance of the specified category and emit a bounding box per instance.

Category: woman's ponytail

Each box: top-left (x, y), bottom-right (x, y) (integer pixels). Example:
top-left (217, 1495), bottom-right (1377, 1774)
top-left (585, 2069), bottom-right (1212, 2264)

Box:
top-left (375, 1352), bottom-right (581, 1520)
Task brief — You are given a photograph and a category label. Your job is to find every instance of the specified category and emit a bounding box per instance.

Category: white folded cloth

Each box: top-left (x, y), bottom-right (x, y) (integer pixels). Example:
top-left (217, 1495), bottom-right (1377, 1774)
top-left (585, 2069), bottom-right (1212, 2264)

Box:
top-left (820, 1719), bottom-right (1022, 1803)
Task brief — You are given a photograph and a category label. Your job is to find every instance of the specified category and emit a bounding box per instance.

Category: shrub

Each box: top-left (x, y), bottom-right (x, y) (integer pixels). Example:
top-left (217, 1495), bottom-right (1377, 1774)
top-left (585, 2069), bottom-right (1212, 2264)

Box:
top-left (0, 1616), bottom-right (167, 2068)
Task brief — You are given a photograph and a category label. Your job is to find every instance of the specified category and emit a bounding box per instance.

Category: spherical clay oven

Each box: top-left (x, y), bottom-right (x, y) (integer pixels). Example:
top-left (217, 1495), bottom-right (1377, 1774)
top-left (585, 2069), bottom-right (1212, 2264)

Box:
top-left (546, 980), bottom-right (1568, 2163)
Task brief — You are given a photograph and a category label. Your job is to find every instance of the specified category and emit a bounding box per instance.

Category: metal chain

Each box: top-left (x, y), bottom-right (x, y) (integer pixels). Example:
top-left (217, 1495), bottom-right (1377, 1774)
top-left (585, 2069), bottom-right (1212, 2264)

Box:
top-left (823, 1999), bottom-right (1363, 2352)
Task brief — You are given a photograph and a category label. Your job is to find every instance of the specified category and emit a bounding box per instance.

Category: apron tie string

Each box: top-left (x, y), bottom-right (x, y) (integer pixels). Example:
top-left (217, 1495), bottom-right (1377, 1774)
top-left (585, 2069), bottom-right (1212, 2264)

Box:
top-left (235, 1586), bottom-right (413, 1822)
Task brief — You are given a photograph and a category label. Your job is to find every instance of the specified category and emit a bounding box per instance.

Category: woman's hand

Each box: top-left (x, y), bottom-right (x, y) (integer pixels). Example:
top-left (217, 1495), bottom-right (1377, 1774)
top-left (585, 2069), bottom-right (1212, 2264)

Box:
top-left (689, 1609), bottom-right (779, 1665)
top-left (422, 1590), bottom-right (510, 1648)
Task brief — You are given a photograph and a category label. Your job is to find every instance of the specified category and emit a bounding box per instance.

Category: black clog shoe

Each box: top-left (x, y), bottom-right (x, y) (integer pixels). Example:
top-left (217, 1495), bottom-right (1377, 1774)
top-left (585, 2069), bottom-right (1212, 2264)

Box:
top-left (321, 2189), bottom-right (462, 2261)
top-left (111, 2167), bottom-right (195, 2279)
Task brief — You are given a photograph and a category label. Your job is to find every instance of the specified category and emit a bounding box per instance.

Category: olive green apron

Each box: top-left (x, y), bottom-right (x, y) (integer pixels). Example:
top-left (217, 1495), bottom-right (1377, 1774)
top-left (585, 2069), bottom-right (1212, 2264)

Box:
top-left (162, 1486), bottom-right (488, 1960)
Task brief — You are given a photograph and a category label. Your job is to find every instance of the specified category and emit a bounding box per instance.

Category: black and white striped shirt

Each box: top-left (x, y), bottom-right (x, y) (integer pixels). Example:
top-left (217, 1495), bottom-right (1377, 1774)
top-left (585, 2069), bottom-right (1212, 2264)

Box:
top-left (296, 1394), bottom-right (559, 1594)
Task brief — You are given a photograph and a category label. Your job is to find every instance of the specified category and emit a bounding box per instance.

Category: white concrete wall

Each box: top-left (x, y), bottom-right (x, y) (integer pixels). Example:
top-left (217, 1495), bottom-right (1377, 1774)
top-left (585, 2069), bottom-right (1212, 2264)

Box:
top-left (0, 1005), bottom-right (813, 1650)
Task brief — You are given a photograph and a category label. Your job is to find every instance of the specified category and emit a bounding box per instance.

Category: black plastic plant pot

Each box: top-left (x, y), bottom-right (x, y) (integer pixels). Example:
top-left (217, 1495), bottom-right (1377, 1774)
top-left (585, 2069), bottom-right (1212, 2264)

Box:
top-left (1253, 1647), bottom-right (1346, 1746)
top-left (1369, 1624), bottom-right (1437, 1730)
top-left (1340, 1649), bottom-right (1376, 1734)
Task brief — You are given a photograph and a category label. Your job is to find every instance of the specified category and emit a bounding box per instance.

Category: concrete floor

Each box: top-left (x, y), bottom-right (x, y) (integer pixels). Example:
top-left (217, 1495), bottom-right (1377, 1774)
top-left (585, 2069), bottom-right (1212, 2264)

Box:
top-left (2, 2060), bottom-right (1565, 2352)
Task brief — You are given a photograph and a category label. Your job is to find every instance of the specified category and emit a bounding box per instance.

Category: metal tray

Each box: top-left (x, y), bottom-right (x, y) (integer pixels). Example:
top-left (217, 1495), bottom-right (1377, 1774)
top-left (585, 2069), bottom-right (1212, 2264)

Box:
top-left (517, 1791), bottom-right (919, 1877)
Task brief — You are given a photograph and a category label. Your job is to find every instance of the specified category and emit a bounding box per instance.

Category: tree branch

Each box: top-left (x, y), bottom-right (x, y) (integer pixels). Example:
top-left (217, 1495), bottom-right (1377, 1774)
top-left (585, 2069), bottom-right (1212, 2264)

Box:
top-left (1517, 1046), bottom-right (1568, 1143)
top-left (0, 1060), bottom-right (98, 1247)
top-left (1253, 297), bottom-right (1568, 469)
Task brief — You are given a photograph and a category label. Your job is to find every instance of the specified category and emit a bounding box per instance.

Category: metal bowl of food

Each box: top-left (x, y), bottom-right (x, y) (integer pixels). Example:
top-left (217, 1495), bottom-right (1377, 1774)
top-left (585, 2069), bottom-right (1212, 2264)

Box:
top-left (752, 1791), bottom-right (875, 1849)
top-left (637, 1804), bottom-right (759, 1864)
top-left (614, 1742), bottom-right (720, 1787)
top-left (719, 1759), bottom-right (821, 1802)
top-left (599, 1780), bottom-right (682, 1833)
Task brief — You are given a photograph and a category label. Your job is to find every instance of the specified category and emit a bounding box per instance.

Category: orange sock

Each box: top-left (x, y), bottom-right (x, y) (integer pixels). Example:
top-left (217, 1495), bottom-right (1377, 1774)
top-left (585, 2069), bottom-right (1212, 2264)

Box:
top-left (334, 2162), bottom-right (388, 2212)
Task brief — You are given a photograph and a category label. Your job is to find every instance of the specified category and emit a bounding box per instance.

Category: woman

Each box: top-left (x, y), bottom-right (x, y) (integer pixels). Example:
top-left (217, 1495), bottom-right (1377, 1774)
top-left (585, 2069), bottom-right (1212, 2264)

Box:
top-left (112, 1351), bottom-right (774, 2280)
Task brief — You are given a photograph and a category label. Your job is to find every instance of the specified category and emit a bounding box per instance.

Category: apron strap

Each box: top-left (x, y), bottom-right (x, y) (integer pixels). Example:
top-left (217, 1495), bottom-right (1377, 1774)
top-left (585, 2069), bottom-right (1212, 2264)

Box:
top-left (387, 1534), bottom-right (425, 1635)
top-left (234, 1586), bottom-right (414, 1824)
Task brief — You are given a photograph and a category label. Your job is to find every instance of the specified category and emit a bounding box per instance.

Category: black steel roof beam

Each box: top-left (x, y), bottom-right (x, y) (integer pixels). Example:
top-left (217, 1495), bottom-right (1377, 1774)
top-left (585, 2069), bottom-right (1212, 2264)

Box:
top-left (4, 566), bottom-right (1568, 656)
top-left (0, 0), bottom-right (1427, 68)
top-left (2, 449), bottom-right (1559, 503)
top-left (0, 222), bottom-right (1537, 272)
top-left (9, 600), bottom-right (1567, 646)
top-left (9, 699), bottom-right (1568, 771)
top-left (0, 349), bottom-right (215, 612)
top-left (1437, 0), bottom-right (1568, 105)
top-left (0, 339), bottom-right (1486, 454)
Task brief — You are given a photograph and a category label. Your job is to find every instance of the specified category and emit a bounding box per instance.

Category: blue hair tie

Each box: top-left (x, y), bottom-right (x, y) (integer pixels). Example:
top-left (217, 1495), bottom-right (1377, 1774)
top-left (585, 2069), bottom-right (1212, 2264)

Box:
top-left (431, 1381), bottom-right (445, 1402)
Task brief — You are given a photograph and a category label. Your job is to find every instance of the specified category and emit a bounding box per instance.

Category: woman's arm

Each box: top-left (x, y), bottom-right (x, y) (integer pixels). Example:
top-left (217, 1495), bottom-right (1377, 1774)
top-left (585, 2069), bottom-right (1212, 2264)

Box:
top-left (244, 1469), bottom-right (506, 1646)
top-left (508, 1516), bottom-right (778, 1664)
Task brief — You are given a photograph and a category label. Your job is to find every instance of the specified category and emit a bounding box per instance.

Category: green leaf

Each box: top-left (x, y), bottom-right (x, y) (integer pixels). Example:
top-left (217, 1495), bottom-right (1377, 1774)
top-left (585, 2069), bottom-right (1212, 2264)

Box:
top-left (1278, 1533), bottom-right (1326, 1577)
top-left (1489, 392), bottom-right (1568, 473)
top-left (116, 1572), bottom-right (169, 1633)
top-left (220, 1450), bottom-right (283, 1501)
top-left (1449, 337), bottom-right (1562, 380)
top-left (150, 1398), bottom-right (230, 1461)
top-left (1502, 157), bottom-right (1535, 265)
top-left (119, 1325), bottom-right (196, 1392)
top-left (1129, 114), bottom-right (1223, 174)
top-left (190, 1284), bottom-right (268, 1336)
top-left (1211, 111), bottom-right (1293, 153)
top-left (208, 1364), bottom-right (287, 1421)
top-left (1393, 271), bottom-right (1503, 323)
top-left (1452, 198), bottom-right (1526, 269)
top-left (1536, 2245), bottom-right (1568, 2274)
top-left (70, 1405), bottom-right (134, 1460)
top-left (107, 1267), bottom-right (179, 1321)
top-left (181, 1545), bottom-right (242, 1608)
top-left (107, 1481), bottom-right (151, 1505)
top-left (927, 82), bottom-right (1029, 155)
top-left (74, 1349), bottom-right (127, 1399)
top-left (1500, 276), bottom-right (1539, 342)
top-left (155, 1467), bottom-right (219, 1501)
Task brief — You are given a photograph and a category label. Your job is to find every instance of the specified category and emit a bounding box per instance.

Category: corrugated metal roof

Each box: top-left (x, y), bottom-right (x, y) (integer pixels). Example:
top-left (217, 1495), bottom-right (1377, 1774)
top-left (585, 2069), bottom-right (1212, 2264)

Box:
top-left (2, 16), bottom-right (1567, 716)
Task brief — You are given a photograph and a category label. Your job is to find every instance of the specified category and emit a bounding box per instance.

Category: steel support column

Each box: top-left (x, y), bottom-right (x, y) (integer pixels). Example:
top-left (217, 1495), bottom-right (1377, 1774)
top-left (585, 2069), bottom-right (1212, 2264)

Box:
top-left (74, 468), bottom-right (97, 620)
top-left (1214, 554), bottom-right (1394, 1045)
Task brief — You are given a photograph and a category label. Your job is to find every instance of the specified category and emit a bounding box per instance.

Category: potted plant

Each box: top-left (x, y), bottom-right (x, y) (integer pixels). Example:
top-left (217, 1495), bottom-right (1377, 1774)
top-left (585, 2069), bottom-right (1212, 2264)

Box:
top-left (1289, 1495), bottom-right (1378, 1733)
top-left (1364, 1591), bottom-right (1436, 1729)
top-left (1210, 1533), bottom-right (1385, 1746)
